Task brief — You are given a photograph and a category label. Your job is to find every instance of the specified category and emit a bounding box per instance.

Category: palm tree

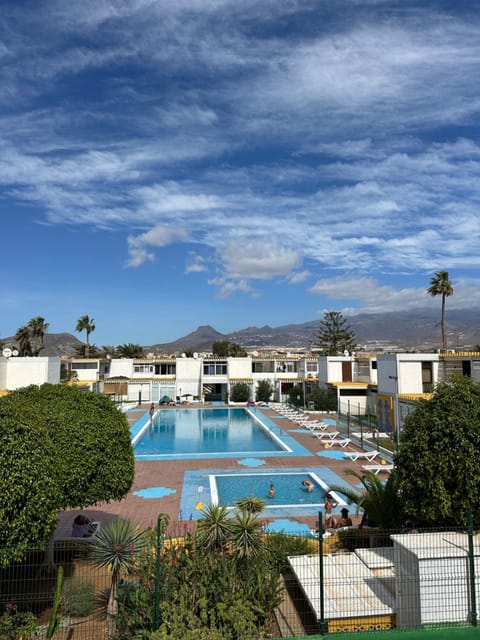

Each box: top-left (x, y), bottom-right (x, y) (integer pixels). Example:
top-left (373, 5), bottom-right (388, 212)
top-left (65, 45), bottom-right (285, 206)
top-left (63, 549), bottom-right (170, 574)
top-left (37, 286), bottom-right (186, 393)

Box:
top-left (15, 326), bottom-right (32, 357)
top-left (116, 343), bottom-right (144, 358)
top-left (27, 316), bottom-right (49, 356)
top-left (427, 271), bottom-right (453, 351)
top-left (89, 518), bottom-right (149, 633)
top-left (75, 315), bottom-right (95, 358)
top-left (329, 469), bottom-right (404, 529)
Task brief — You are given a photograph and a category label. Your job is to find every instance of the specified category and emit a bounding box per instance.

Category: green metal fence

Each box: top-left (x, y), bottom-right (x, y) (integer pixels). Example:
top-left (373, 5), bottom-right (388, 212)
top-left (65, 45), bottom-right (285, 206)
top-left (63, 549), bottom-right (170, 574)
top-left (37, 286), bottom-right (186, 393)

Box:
top-left (1, 522), bottom-right (479, 639)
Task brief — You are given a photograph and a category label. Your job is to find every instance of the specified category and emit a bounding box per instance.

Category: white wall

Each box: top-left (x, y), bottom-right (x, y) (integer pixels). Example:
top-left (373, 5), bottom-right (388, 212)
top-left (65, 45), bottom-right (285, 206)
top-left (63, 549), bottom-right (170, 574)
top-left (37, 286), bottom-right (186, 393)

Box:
top-left (176, 357), bottom-right (202, 397)
top-left (2, 357), bottom-right (61, 390)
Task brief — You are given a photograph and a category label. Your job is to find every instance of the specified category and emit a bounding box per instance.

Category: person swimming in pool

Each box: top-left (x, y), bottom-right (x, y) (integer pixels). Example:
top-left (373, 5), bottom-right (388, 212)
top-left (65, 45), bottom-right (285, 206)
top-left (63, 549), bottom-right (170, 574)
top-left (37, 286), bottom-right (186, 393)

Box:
top-left (268, 484), bottom-right (275, 498)
top-left (302, 479), bottom-right (314, 492)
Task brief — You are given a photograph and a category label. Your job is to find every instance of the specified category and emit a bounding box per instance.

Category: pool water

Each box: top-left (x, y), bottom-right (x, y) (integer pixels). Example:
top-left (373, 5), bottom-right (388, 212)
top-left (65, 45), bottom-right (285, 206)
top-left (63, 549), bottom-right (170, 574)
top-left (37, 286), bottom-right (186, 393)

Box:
top-left (212, 471), bottom-right (347, 510)
top-left (134, 408), bottom-right (285, 456)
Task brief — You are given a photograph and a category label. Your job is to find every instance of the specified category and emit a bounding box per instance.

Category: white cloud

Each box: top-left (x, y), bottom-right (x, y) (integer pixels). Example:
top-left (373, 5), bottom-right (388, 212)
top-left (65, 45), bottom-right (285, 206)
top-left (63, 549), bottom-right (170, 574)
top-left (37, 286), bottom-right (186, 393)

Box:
top-left (126, 225), bottom-right (189, 267)
top-left (222, 240), bottom-right (300, 280)
top-left (185, 253), bottom-right (208, 273)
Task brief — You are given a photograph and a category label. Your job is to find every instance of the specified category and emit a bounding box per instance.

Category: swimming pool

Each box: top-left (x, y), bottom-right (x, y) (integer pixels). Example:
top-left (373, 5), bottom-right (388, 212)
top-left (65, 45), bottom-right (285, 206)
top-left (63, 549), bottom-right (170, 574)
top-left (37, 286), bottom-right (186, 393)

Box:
top-left (211, 471), bottom-right (347, 511)
top-left (133, 407), bottom-right (311, 460)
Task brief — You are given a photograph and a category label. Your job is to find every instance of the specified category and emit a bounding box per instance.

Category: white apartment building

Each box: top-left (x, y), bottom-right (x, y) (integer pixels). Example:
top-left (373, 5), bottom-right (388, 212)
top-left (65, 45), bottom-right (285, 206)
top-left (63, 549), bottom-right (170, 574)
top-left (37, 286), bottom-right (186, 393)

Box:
top-left (0, 356), bottom-right (61, 392)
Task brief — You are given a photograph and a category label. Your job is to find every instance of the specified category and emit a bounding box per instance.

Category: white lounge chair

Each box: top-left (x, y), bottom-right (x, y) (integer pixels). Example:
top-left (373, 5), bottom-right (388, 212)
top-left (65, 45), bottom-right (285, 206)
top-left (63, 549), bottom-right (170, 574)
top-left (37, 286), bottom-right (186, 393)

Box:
top-left (362, 464), bottom-right (394, 475)
top-left (321, 438), bottom-right (351, 448)
top-left (344, 450), bottom-right (379, 462)
top-left (313, 431), bottom-right (340, 441)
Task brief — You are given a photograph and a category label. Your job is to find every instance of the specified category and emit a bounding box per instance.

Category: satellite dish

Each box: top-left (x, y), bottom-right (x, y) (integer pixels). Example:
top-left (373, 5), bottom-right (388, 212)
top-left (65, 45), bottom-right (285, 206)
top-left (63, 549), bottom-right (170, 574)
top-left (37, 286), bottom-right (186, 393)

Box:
top-left (193, 352), bottom-right (198, 359)
top-left (2, 347), bottom-right (12, 358)
top-left (343, 350), bottom-right (349, 357)
top-left (12, 350), bottom-right (19, 357)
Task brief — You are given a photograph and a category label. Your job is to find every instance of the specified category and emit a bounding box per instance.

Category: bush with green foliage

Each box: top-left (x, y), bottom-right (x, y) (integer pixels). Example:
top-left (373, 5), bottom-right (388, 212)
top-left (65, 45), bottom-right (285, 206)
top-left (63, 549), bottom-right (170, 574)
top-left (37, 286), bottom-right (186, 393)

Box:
top-left (0, 603), bottom-right (38, 639)
top-left (230, 382), bottom-right (251, 403)
top-left (288, 385), bottom-right (304, 407)
top-left (0, 384), bottom-right (135, 564)
top-left (60, 576), bottom-right (96, 617)
top-left (306, 386), bottom-right (337, 411)
top-left (112, 507), bottom-right (287, 639)
top-left (255, 379), bottom-right (273, 403)
top-left (395, 373), bottom-right (480, 526)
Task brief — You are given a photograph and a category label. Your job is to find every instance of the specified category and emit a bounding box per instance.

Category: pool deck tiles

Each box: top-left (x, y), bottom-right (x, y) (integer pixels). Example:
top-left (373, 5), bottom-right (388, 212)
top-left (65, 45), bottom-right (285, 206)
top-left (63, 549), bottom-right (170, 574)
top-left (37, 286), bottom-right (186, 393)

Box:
top-left (55, 405), bottom-right (373, 536)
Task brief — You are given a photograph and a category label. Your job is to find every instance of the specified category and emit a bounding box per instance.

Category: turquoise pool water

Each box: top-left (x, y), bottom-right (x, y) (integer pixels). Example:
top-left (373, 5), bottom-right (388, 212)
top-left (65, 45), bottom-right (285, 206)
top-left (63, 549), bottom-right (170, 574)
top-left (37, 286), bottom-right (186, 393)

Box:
top-left (134, 408), bottom-right (287, 458)
top-left (212, 471), bottom-right (347, 510)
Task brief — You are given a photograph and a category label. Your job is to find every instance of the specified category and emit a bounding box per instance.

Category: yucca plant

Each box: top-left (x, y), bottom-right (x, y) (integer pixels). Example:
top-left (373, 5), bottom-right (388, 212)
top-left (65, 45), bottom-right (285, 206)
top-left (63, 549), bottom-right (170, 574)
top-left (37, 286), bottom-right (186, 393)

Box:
top-left (228, 509), bottom-right (263, 560)
top-left (234, 496), bottom-right (266, 514)
top-left (88, 518), bottom-right (149, 632)
top-left (196, 504), bottom-right (232, 551)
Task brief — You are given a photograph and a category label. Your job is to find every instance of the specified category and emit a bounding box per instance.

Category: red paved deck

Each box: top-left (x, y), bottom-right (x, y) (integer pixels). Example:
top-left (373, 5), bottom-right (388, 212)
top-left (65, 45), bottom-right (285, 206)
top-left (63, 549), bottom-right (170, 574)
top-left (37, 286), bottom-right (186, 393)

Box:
top-left (56, 405), bottom-right (390, 536)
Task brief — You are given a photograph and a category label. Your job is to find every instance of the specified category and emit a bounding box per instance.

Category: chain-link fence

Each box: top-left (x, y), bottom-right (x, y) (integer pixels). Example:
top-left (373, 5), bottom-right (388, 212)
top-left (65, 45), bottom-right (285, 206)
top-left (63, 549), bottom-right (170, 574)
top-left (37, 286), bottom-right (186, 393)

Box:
top-left (1, 525), bottom-right (479, 639)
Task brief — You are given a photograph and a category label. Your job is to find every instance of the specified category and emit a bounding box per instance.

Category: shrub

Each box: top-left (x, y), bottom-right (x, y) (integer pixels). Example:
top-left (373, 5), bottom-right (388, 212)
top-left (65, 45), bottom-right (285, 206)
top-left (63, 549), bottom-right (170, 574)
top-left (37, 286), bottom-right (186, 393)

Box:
top-left (60, 576), bottom-right (96, 617)
top-left (230, 383), bottom-right (251, 402)
top-left (0, 603), bottom-right (38, 640)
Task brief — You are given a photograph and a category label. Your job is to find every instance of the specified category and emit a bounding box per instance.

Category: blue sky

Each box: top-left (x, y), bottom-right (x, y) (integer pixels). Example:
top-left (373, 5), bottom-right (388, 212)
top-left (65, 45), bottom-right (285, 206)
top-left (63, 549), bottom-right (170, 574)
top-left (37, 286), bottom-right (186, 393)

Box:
top-left (1, 0), bottom-right (479, 346)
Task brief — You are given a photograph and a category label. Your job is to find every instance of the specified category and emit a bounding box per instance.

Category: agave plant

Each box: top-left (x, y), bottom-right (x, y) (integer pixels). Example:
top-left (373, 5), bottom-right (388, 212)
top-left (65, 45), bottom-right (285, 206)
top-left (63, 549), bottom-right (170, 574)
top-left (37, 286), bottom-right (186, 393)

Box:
top-left (89, 518), bottom-right (149, 631)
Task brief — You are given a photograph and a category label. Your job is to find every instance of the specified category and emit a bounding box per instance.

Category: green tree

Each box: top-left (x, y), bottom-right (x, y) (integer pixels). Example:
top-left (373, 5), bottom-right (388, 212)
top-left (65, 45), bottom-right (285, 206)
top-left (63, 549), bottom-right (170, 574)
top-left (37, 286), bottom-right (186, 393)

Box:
top-left (102, 345), bottom-right (118, 358)
top-left (116, 343), bottom-right (145, 358)
top-left (307, 386), bottom-right (337, 411)
top-left (75, 314), bottom-right (96, 358)
top-left (255, 379), bottom-right (273, 403)
top-left (74, 342), bottom-right (100, 358)
top-left (315, 311), bottom-right (356, 356)
top-left (0, 384), bottom-right (135, 564)
top-left (15, 325), bottom-right (32, 356)
top-left (230, 382), bottom-right (251, 402)
top-left (395, 373), bottom-right (480, 527)
top-left (427, 270), bottom-right (454, 351)
top-left (27, 316), bottom-right (49, 356)
top-left (212, 341), bottom-right (247, 357)
top-left (288, 384), bottom-right (304, 407)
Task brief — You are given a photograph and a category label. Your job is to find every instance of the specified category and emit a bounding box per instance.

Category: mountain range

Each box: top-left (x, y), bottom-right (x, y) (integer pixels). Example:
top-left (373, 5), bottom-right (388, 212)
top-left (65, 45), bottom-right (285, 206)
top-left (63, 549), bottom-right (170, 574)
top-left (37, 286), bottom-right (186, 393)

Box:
top-left (5, 308), bottom-right (477, 357)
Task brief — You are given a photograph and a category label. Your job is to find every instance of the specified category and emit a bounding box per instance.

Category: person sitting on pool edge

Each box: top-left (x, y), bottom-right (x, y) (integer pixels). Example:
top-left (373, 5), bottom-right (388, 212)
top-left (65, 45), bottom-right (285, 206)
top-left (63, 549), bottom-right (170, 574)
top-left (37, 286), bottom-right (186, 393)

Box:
top-left (336, 507), bottom-right (353, 528)
top-left (302, 479), bottom-right (314, 492)
top-left (268, 483), bottom-right (275, 498)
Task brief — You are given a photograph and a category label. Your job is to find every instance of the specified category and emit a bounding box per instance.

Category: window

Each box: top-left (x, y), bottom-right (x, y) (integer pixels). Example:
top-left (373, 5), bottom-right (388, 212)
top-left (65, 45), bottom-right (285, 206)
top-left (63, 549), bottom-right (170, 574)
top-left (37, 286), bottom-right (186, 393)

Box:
top-left (203, 361), bottom-right (227, 375)
top-left (154, 363), bottom-right (176, 375)
top-left (72, 362), bottom-right (97, 370)
top-left (134, 365), bottom-right (153, 374)
top-left (252, 361), bottom-right (274, 373)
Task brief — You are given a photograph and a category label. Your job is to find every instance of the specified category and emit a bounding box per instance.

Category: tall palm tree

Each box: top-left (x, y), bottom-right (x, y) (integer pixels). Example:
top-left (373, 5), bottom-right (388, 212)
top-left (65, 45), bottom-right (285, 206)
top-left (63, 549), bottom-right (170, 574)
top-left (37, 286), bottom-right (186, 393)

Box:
top-left (15, 326), bottom-right (33, 357)
top-left (75, 315), bottom-right (96, 358)
top-left (27, 316), bottom-right (49, 356)
top-left (427, 271), bottom-right (453, 351)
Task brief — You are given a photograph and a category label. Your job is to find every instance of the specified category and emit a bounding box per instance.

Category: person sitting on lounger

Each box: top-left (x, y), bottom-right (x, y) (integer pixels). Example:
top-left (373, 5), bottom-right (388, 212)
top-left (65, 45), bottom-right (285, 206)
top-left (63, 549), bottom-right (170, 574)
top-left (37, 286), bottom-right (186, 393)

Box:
top-left (302, 479), bottom-right (314, 492)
